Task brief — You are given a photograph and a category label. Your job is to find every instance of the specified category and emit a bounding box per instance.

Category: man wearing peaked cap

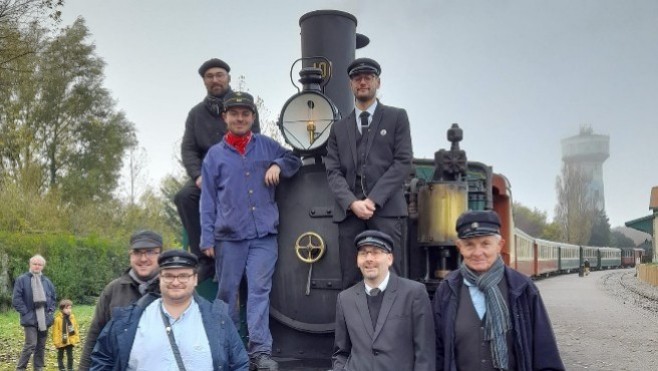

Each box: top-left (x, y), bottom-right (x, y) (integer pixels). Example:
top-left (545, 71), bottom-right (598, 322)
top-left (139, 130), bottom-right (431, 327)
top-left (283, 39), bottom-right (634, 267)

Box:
top-left (91, 248), bottom-right (248, 370)
top-left (325, 56), bottom-right (413, 290)
top-left (175, 58), bottom-right (261, 285)
top-left (432, 210), bottom-right (565, 371)
top-left (130, 230), bottom-right (163, 249)
top-left (158, 249), bottom-right (199, 269)
top-left (332, 230), bottom-right (435, 371)
top-left (199, 87), bottom-right (301, 370)
top-left (78, 230), bottom-right (163, 370)
top-left (455, 209), bottom-right (502, 240)
top-left (347, 57), bottom-right (381, 77)
top-left (223, 91), bottom-right (257, 113)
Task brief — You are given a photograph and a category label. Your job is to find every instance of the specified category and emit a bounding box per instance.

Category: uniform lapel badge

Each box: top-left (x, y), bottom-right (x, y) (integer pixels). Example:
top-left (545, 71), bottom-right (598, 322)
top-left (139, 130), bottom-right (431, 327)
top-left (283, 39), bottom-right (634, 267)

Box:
top-left (380, 129), bottom-right (387, 136)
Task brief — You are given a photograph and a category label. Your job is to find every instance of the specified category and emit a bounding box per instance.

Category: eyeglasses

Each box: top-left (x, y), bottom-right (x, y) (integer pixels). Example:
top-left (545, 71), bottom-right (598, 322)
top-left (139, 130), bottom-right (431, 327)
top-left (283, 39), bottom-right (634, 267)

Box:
top-left (351, 74), bottom-right (377, 83)
top-left (130, 249), bottom-right (160, 258)
top-left (357, 249), bottom-right (386, 258)
top-left (160, 273), bottom-right (195, 283)
top-left (204, 72), bottom-right (228, 80)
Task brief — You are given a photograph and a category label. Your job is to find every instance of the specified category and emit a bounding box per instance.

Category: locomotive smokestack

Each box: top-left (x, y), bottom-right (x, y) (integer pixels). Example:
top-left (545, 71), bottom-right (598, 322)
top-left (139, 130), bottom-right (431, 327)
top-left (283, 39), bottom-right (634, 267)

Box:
top-left (299, 10), bottom-right (369, 117)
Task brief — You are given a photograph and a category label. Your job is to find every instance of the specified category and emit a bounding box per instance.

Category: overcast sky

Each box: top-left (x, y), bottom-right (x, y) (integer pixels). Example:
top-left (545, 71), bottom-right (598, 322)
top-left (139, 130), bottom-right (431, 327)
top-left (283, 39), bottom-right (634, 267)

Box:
top-left (59, 0), bottom-right (657, 227)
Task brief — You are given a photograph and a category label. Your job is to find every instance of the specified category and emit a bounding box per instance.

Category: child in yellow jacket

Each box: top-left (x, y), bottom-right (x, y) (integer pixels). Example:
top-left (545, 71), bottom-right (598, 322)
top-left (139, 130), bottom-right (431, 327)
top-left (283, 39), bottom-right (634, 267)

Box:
top-left (52, 299), bottom-right (80, 371)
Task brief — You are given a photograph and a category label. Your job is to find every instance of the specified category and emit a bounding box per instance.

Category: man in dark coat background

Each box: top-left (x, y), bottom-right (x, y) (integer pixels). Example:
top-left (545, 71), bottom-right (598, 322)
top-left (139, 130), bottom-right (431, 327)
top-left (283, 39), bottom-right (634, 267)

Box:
top-left (174, 58), bottom-right (260, 282)
top-left (433, 210), bottom-right (565, 371)
top-left (12, 254), bottom-right (57, 371)
top-left (325, 57), bottom-right (413, 289)
top-left (78, 230), bottom-right (162, 371)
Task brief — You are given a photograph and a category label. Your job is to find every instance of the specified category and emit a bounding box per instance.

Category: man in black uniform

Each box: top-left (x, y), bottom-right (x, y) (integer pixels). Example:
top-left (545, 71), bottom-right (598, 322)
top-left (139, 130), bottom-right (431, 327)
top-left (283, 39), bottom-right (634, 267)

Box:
top-left (174, 58), bottom-right (260, 282)
top-left (325, 58), bottom-right (413, 289)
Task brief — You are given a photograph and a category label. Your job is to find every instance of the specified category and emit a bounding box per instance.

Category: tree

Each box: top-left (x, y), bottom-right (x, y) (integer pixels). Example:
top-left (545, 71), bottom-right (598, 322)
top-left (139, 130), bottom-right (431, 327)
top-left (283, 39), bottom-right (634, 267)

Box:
top-left (588, 209), bottom-right (611, 246)
top-left (610, 230), bottom-right (635, 248)
top-left (0, 0), bottom-right (63, 76)
top-left (513, 202), bottom-right (549, 237)
top-left (554, 163), bottom-right (597, 244)
top-left (1, 18), bottom-right (136, 205)
top-left (159, 173), bottom-right (185, 245)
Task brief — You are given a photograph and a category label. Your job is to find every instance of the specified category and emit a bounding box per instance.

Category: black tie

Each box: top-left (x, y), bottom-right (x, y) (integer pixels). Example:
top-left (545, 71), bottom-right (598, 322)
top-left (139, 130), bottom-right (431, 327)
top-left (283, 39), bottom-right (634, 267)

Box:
top-left (359, 111), bottom-right (370, 135)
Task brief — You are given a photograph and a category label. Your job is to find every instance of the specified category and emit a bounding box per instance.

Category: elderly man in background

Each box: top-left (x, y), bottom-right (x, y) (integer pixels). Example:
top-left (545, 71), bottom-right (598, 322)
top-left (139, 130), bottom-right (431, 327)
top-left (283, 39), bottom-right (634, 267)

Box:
top-left (432, 210), bottom-right (565, 371)
top-left (13, 254), bottom-right (57, 371)
top-left (90, 250), bottom-right (248, 370)
top-left (78, 230), bottom-right (163, 371)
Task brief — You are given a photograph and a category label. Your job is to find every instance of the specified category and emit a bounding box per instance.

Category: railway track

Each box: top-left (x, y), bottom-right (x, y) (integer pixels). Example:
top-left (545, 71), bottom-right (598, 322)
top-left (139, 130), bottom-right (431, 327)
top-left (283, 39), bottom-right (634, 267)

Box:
top-left (601, 269), bottom-right (658, 315)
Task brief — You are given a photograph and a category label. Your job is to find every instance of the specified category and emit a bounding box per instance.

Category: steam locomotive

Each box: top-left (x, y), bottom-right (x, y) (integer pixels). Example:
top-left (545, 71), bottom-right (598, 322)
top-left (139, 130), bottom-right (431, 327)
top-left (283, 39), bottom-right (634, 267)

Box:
top-left (266, 10), bottom-right (514, 363)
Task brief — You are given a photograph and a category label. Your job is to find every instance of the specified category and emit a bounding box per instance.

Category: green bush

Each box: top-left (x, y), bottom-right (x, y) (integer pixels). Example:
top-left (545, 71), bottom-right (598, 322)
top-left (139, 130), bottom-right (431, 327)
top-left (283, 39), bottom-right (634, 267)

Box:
top-left (0, 232), bottom-right (128, 311)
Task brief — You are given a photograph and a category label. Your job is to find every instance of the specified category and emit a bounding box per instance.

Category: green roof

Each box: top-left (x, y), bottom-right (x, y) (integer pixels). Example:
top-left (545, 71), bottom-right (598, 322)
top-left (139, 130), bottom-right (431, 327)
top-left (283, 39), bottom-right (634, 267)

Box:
top-left (625, 214), bottom-right (654, 235)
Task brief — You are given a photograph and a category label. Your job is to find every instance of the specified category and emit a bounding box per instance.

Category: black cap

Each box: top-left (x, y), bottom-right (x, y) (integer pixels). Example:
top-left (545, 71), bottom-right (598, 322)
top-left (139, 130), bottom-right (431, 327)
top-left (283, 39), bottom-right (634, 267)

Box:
top-left (223, 91), bottom-right (256, 112)
top-left (130, 230), bottom-right (163, 250)
top-left (198, 58), bottom-right (231, 76)
top-left (354, 230), bottom-right (394, 253)
top-left (158, 249), bottom-right (198, 269)
top-left (347, 58), bottom-right (381, 77)
top-left (456, 210), bottom-right (502, 239)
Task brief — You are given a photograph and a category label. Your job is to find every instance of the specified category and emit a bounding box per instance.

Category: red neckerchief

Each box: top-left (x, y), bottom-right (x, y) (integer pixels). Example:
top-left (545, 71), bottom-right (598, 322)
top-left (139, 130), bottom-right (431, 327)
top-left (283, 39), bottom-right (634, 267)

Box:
top-left (224, 131), bottom-right (252, 155)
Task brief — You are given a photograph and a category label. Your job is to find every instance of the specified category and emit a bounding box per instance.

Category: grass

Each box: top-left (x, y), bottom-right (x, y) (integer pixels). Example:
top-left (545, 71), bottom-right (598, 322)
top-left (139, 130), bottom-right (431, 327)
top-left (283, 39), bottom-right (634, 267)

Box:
top-left (0, 305), bottom-right (95, 371)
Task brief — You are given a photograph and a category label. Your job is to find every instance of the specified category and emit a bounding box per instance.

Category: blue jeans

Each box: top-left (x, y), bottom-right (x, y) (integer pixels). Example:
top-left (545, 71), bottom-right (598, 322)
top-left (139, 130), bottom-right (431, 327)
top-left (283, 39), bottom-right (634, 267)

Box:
top-left (215, 235), bottom-right (277, 356)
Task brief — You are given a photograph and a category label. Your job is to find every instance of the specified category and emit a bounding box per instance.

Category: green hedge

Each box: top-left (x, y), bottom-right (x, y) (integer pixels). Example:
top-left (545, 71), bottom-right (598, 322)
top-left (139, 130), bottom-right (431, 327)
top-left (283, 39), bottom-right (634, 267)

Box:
top-left (0, 232), bottom-right (128, 312)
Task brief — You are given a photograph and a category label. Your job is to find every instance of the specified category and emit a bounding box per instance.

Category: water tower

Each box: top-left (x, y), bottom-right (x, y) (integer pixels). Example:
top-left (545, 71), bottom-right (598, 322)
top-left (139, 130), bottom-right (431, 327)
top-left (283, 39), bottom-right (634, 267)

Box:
top-left (561, 126), bottom-right (610, 210)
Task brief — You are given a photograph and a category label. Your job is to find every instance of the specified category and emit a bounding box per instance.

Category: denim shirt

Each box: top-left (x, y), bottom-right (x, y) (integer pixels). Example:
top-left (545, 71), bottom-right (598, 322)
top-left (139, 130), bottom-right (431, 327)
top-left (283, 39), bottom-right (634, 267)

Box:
top-left (200, 134), bottom-right (301, 248)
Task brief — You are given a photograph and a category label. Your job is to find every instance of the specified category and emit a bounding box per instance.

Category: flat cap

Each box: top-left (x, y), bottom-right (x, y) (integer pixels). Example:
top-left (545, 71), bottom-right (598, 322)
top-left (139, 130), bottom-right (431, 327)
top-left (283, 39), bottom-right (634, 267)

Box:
top-left (130, 230), bottom-right (163, 250)
top-left (158, 249), bottom-right (198, 269)
top-left (198, 58), bottom-right (231, 76)
top-left (354, 230), bottom-right (394, 253)
top-left (347, 57), bottom-right (381, 77)
top-left (456, 210), bottom-right (501, 239)
top-left (223, 91), bottom-right (256, 113)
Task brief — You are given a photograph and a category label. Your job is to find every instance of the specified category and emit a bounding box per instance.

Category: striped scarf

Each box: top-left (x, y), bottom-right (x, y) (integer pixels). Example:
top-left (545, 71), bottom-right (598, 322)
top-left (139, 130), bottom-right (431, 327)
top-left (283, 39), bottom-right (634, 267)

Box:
top-left (460, 256), bottom-right (511, 370)
top-left (31, 273), bottom-right (47, 331)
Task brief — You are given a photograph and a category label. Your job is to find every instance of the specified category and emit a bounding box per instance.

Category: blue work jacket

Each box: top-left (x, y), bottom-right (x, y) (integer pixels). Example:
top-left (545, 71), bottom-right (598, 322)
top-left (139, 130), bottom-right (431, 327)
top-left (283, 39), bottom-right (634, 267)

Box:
top-left (432, 266), bottom-right (566, 371)
top-left (200, 134), bottom-right (301, 248)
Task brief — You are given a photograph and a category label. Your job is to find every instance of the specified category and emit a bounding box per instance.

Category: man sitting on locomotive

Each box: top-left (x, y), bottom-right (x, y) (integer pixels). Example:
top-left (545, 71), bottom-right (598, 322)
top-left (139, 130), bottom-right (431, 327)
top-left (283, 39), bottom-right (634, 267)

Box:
top-left (432, 210), bottom-right (565, 371)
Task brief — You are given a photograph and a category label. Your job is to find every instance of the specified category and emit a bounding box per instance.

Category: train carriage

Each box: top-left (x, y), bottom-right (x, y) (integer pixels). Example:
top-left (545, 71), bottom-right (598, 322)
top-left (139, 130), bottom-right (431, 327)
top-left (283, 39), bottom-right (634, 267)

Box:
top-left (513, 228), bottom-right (536, 277)
top-left (534, 239), bottom-right (560, 276)
top-left (598, 247), bottom-right (622, 269)
top-left (581, 245), bottom-right (599, 270)
top-left (558, 242), bottom-right (580, 273)
top-left (620, 247), bottom-right (644, 267)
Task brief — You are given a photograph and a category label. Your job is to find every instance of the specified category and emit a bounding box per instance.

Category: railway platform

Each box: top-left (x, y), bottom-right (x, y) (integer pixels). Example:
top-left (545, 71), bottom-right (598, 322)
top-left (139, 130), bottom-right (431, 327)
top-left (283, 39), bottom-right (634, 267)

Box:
top-left (536, 268), bottom-right (658, 371)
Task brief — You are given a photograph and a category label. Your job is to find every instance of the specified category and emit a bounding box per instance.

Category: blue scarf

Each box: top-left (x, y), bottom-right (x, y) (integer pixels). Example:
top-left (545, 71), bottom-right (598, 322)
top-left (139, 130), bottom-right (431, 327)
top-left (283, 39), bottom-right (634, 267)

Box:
top-left (460, 257), bottom-right (511, 370)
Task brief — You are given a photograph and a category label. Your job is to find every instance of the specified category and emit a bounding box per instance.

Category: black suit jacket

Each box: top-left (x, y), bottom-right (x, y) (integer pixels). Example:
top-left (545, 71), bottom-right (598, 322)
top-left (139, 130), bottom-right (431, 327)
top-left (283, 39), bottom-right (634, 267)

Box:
top-left (325, 102), bottom-right (413, 222)
top-left (332, 274), bottom-right (436, 371)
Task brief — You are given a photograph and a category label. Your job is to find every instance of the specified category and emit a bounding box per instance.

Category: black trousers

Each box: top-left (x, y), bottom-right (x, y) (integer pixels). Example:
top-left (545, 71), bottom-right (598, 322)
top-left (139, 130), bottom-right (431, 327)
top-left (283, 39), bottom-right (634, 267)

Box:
top-left (337, 214), bottom-right (406, 289)
top-left (174, 179), bottom-right (216, 282)
top-left (57, 344), bottom-right (73, 371)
